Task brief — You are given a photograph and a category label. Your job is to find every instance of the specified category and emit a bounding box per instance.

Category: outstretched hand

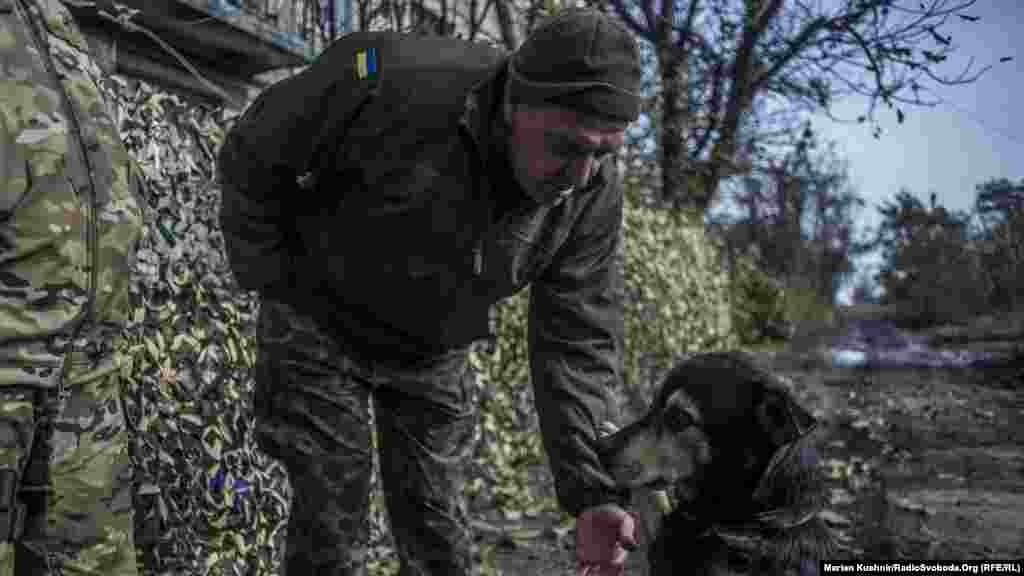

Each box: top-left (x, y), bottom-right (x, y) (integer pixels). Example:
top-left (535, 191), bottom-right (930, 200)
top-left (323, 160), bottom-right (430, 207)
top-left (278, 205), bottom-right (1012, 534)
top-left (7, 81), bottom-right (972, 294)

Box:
top-left (575, 504), bottom-right (638, 576)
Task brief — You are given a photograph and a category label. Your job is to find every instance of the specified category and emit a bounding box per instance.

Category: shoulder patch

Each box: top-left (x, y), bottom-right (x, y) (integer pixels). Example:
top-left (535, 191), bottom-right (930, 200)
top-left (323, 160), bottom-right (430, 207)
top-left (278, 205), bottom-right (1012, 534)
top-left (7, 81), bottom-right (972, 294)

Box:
top-left (355, 47), bottom-right (378, 80)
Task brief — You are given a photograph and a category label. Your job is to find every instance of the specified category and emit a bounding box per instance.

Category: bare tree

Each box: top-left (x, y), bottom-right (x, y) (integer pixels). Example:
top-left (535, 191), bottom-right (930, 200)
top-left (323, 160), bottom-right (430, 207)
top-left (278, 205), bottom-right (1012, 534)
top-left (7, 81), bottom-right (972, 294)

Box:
top-left (604, 0), bottom-right (1004, 216)
top-left (714, 122), bottom-right (869, 306)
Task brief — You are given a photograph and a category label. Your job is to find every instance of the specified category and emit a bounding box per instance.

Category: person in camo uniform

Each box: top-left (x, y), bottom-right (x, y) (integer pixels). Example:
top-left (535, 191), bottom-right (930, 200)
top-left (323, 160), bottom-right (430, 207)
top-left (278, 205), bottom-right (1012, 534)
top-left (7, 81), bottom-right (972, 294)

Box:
top-left (0, 0), bottom-right (144, 573)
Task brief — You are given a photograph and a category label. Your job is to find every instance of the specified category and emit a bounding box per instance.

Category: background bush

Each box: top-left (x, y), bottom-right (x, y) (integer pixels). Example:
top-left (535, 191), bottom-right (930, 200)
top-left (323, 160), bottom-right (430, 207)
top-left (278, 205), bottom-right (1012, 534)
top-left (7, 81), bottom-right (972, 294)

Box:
top-left (727, 246), bottom-right (791, 347)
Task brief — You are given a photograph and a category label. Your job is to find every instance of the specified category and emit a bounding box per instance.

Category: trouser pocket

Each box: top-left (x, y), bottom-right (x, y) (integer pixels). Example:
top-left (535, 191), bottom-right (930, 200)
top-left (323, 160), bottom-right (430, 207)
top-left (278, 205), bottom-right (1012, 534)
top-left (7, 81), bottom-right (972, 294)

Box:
top-left (253, 298), bottom-right (354, 460)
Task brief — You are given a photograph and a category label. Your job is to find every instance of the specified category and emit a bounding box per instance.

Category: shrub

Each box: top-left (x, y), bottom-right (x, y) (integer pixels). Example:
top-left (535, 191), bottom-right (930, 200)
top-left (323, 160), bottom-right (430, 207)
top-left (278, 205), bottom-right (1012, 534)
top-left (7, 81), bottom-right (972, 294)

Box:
top-left (727, 247), bottom-right (792, 346)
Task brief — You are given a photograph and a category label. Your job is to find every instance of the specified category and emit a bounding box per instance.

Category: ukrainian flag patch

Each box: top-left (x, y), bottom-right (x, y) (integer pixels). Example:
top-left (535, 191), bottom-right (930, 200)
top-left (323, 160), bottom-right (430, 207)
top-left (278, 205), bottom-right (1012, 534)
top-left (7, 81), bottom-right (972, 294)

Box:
top-left (355, 47), bottom-right (378, 80)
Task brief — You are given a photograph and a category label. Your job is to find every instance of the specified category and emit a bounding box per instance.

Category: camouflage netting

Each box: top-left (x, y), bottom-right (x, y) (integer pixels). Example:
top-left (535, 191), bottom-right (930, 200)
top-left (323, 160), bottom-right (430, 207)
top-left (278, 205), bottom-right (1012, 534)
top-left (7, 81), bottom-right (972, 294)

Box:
top-left (108, 77), bottom-right (411, 575)
top-left (109, 79), bottom-right (297, 575)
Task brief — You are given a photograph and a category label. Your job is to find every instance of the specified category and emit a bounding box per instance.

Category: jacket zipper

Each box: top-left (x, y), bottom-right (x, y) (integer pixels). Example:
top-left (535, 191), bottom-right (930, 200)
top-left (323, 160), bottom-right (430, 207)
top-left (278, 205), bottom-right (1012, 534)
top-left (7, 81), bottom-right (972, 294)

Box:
top-left (15, 0), bottom-right (99, 377)
top-left (458, 121), bottom-right (489, 278)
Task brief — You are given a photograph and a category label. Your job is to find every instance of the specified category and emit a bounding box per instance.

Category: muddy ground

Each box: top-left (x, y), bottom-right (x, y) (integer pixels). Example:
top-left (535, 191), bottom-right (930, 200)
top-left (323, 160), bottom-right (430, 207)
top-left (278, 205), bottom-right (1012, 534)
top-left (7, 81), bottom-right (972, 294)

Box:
top-left (476, 318), bottom-right (1023, 574)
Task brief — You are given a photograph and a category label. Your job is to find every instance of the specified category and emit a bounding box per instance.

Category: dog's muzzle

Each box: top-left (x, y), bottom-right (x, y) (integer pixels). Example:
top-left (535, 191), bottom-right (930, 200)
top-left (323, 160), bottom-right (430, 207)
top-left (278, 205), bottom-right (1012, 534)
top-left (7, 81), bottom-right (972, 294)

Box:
top-left (599, 421), bottom-right (675, 511)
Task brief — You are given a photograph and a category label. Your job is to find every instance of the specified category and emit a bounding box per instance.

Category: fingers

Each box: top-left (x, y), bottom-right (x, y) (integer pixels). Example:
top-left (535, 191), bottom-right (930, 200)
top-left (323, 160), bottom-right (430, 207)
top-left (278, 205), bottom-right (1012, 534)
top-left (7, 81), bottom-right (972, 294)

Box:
top-left (576, 505), bottom-right (637, 575)
top-left (619, 510), bottom-right (638, 550)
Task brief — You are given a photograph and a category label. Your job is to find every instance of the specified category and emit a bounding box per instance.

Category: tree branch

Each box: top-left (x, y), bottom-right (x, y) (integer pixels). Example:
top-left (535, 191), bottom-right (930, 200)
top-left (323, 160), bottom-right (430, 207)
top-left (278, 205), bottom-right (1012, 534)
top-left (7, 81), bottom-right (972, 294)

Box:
top-left (711, 0), bottom-right (785, 182)
top-left (642, 0), bottom-right (658, 36)
top-left (675, 0), bottom-right (703, 48)
top-left (493, 0), bottom-right (518, 49)
top-left (751, 15), bottom-right (828, 93)
top-left (843, 18), bottom-right (889, 104)
top-left (609, 0), bottom-right (656, 43)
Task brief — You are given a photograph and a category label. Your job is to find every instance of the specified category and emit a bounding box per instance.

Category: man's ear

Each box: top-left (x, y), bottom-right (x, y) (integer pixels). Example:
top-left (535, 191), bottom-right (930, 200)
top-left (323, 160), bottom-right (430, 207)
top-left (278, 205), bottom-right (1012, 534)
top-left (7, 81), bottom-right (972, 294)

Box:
top-left (756, 388), bottom-right (816, 450)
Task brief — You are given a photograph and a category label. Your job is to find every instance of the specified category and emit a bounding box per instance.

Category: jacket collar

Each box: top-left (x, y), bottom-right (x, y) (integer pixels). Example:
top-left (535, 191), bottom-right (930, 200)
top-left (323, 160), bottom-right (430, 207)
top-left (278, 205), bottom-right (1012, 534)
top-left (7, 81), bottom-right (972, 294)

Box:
top-left (460, 57), bottom-right (536, 221)
top-left (459, 57), bottom-right (511, 170)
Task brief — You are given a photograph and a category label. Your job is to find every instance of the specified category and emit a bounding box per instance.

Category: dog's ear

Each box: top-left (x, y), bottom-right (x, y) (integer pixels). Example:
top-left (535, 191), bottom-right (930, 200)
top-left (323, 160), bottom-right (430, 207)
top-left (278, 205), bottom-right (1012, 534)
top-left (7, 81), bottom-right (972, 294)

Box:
top-left (755, 385), bottom-right (817, 450)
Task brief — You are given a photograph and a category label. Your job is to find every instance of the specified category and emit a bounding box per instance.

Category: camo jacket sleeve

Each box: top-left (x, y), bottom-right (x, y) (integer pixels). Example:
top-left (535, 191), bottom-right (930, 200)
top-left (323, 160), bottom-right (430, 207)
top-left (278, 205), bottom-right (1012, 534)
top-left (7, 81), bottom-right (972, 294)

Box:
top-left (0, 0), bottom-right (144, 388)
top-left (528, 166), bottom-right (627, 517)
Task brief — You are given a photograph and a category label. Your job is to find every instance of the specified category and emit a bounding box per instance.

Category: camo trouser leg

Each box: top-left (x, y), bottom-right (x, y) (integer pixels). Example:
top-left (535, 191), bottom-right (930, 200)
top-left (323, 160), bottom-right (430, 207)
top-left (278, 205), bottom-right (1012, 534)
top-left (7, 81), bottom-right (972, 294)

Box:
top-left (373, 358), bottom-right (477, 576)
top-left (0, 364), bottom-right (137, 576)
top-left (253, 299), bottom-right (374, 576)
top-left (253, 300), bottom-right (476, 576)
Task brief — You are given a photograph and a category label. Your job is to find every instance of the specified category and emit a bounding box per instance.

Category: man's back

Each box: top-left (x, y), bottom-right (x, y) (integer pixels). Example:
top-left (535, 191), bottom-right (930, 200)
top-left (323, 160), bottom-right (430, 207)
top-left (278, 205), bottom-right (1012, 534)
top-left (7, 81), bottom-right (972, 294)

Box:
top-left (219, 31), bottom-right (515, 362)
top-left (234, 32), bottom-right (507, 182)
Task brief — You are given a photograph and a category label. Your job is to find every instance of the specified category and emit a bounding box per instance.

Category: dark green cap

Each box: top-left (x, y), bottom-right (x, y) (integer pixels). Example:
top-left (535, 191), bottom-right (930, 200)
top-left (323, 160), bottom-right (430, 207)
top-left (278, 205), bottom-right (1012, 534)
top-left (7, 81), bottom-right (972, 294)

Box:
top-left (509, 8), bottom-right (642, 123)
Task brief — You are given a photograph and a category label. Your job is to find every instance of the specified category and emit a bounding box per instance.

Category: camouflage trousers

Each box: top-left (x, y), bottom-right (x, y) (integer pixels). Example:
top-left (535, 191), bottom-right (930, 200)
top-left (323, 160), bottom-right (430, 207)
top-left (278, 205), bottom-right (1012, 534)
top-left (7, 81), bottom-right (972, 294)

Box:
top-left (254, 300), bottom-right (478, 576)
top-left (0, 355), bottom-right (137, 575)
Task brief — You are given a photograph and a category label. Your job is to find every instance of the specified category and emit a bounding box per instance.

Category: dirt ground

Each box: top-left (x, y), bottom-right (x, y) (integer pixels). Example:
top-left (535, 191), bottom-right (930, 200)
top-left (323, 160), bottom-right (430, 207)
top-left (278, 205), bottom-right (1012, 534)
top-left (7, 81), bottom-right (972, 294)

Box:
top-left (477, 330), bottom-right (1023, 574)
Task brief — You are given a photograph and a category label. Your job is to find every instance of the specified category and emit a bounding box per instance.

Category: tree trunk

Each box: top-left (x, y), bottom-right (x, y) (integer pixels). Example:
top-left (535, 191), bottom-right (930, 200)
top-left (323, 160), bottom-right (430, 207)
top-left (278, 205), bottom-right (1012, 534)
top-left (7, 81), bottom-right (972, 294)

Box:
top-left (494, 0), bottom-right (519, 50)
top-left (655, 0), bottom-right (695, 218)
top-left (467, 0), bottom-right (480, 40)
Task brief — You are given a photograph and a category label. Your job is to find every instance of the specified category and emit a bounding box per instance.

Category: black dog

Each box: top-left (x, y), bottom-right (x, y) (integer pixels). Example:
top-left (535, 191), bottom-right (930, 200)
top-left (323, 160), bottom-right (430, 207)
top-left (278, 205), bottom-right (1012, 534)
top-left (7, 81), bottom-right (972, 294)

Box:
top-left (599, 352), bottom-right (837, 576)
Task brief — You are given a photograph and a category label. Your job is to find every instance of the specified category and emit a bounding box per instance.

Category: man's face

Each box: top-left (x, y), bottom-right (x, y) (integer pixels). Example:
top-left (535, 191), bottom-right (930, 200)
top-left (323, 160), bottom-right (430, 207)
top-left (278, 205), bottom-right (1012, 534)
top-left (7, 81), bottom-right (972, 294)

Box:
top-left (506, 104), bottom-right (628, 205)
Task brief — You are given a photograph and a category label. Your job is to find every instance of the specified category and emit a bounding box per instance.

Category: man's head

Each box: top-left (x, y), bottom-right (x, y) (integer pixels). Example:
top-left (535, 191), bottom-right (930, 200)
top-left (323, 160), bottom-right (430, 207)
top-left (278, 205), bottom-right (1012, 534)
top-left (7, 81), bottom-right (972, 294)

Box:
top-left (503, 9), bottom-right (642, 204)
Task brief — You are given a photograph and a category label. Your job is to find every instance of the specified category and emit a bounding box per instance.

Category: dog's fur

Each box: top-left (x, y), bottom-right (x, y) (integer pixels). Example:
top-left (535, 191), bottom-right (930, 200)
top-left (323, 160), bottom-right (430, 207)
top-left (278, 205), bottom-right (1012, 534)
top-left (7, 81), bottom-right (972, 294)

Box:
top-left (599, 352), bottom-right (837, 576)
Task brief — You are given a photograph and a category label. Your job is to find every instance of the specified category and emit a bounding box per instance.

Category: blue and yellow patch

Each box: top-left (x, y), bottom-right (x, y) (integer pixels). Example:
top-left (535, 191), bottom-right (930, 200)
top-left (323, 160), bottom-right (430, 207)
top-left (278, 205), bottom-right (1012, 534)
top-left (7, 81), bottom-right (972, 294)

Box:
top-left (355, 47), bottom-right (378, 80)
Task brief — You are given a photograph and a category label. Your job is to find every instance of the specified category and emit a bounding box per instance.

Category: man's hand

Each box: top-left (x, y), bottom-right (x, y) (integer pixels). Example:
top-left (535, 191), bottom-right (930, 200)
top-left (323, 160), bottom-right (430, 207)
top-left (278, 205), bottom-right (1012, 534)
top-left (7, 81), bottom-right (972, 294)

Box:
top-left (575, 504), bottom-right (638, 576)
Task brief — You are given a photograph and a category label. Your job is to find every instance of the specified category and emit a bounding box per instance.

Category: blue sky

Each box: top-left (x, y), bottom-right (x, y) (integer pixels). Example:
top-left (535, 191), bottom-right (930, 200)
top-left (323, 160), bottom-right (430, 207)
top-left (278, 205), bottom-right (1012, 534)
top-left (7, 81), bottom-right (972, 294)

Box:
top-left (809, 0), bottom-right (1023, 302)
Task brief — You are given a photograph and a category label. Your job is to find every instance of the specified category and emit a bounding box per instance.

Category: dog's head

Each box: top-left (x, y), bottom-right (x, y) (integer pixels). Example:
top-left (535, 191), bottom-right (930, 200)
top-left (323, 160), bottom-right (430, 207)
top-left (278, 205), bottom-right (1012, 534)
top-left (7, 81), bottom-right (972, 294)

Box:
top-left (599, 351), bottom-right (820, 517)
